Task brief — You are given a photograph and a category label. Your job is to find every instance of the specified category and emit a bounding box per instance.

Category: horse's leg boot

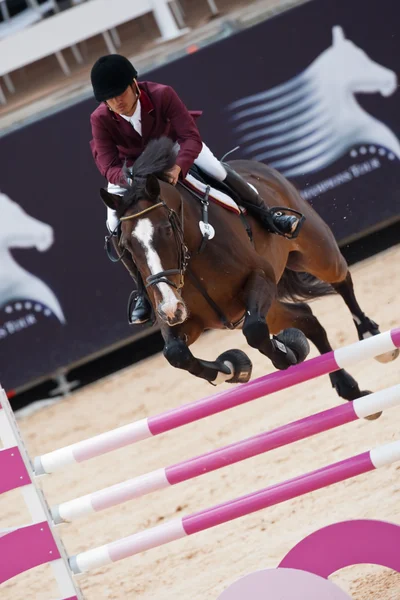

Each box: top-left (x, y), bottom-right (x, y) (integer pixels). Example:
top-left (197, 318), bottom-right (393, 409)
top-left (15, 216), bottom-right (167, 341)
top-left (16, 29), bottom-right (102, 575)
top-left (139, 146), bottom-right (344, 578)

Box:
top-left (223, 164), bottom-right (301, 238)
top-left (111, 237), bottom-right (153, 325)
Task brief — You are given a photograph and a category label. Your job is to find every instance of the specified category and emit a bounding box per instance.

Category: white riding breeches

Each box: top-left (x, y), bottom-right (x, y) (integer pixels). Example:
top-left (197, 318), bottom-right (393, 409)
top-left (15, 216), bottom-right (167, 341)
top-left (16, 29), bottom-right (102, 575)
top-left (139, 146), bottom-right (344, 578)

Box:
top-left (106, 142), bottom-right (228, 231)
top-left (194, 142), bottom-right (227, 182)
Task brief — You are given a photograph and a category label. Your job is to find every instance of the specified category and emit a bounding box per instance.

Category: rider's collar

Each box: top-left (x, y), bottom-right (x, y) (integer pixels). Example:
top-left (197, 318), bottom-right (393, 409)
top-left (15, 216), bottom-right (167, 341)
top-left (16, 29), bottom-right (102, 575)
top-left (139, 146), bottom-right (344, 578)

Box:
top-left (138, 87), bottom-right (154, 115)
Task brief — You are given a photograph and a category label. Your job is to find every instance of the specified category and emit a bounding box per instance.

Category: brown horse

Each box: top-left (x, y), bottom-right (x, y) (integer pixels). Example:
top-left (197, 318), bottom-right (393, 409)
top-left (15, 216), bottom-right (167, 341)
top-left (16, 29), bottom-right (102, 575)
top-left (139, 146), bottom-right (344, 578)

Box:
top-left (101, 138), bottom-right (398, 405)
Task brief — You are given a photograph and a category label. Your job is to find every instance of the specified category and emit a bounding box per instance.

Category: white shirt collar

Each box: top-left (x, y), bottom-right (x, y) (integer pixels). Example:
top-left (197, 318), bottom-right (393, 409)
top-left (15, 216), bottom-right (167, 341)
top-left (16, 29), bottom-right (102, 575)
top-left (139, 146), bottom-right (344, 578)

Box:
top-left (120, 99), bottom-right (142, 136)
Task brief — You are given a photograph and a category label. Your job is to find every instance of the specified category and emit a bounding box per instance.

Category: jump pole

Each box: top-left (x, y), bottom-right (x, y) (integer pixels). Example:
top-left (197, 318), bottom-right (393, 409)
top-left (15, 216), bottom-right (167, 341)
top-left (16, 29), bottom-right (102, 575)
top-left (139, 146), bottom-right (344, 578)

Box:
top-left (35, 328), bottom-right (400, 476)
top-left (53, 383), bottom-right (400, 524)
top-left (69, 437), bottom-right (400, 574)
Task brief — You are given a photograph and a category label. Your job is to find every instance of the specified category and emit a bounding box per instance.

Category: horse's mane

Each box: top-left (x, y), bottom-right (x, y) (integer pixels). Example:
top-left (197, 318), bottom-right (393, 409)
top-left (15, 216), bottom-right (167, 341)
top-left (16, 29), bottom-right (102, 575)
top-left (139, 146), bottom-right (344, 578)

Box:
top-left (120, 137), bottom-right (178, 209)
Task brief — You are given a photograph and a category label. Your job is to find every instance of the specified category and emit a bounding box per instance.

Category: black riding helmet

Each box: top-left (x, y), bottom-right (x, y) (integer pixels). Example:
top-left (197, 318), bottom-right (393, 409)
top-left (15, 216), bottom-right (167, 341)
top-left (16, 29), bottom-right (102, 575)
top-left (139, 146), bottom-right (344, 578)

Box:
top-left (91, 54), bottom-right (138, 102)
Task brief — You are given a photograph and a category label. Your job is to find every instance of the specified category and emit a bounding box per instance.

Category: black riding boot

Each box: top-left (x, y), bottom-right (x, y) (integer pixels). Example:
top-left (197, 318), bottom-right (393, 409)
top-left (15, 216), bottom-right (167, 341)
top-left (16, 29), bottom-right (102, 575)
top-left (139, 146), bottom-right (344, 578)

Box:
top-left (111, 236), bottom-right (153, 325)
top-left (223, 164), bottom-right (302, 238)
top-left (127, 272), bottom-right (153, 325)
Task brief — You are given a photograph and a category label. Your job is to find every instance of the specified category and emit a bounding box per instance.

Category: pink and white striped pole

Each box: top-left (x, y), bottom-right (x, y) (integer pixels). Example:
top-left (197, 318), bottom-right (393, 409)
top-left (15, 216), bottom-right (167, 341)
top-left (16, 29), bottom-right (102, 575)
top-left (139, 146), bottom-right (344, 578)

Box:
top-left (69, 438), bottom-right (400, 574)
top-left (52, 383), bottom-right (400, 524)
top-left (35, 328), bottom-right (400, 476)
top-left (0, 391), bottom-right (83, 600)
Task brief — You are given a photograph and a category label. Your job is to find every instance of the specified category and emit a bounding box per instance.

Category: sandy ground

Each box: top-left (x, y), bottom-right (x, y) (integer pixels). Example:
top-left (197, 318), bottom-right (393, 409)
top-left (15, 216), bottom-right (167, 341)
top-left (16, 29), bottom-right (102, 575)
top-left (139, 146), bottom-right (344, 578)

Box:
top-left (1, 244), bottom-right (400, 600)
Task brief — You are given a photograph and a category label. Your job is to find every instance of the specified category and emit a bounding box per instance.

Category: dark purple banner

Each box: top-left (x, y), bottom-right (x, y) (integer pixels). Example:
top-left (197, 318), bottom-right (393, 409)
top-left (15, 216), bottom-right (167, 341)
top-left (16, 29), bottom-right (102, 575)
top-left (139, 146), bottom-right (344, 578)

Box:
top-left (0, 101), bottom-right (146, 391)
top-left (1, 0), bottom-right (399, 392)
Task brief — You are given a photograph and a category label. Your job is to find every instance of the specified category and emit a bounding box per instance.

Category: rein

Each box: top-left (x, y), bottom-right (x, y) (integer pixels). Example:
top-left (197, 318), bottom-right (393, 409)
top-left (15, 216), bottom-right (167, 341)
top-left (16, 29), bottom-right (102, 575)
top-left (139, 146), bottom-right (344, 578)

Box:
top-left (104, 224), bottom-right (125, 263)
top-left (120, 202), bottom-right (164, 221)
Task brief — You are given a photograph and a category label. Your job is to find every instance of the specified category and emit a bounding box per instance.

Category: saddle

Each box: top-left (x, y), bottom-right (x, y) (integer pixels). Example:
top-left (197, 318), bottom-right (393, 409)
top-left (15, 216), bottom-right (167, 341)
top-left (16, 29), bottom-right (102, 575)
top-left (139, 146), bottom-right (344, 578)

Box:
top-left (189, 165), bottom-right (237, 198)
top-left (179, 165), bottom-right (254, 248)
top-left (183, 165), bottom-right (243, 215)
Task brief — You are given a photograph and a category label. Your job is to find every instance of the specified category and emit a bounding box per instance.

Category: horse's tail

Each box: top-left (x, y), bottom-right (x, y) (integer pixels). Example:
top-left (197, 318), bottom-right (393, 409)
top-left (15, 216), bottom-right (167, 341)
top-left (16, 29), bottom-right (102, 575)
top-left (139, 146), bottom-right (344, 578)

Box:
top-left (277, 269), bottom-right (336, 303)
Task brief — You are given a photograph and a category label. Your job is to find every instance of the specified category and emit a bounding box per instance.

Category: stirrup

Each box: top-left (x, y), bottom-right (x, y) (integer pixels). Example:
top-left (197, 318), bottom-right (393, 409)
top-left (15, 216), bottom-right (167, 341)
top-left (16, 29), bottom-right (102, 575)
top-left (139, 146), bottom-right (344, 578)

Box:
top-left (104, 223), bottom-right (124, 263)
top-left (269, 206), bottom-right (306, 240)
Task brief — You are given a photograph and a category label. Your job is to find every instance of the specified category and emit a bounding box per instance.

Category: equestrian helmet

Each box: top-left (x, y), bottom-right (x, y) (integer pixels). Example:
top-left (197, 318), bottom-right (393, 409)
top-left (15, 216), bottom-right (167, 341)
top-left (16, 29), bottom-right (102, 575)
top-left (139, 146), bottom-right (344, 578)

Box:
top-left (91, 54), bottom-right (138, 102)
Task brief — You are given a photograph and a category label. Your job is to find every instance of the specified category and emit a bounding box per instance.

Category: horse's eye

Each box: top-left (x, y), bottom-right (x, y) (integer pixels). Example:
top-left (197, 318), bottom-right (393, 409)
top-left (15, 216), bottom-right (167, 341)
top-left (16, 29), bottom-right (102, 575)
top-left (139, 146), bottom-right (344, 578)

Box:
top-left (160, 222), bottom-right (173, 236)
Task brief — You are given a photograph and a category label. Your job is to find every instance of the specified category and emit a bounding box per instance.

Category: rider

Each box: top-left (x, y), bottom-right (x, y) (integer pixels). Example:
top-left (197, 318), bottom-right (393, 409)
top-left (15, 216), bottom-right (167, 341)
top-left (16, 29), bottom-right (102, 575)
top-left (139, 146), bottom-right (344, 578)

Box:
top-left (89, 54), bottom-right (300, 325)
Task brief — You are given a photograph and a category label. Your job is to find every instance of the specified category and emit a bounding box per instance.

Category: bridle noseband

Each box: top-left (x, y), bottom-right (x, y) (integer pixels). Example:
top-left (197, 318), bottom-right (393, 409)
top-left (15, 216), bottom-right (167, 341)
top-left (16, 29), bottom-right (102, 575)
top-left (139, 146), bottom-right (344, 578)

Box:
top-left (120, 198), bottom-right (190, 291)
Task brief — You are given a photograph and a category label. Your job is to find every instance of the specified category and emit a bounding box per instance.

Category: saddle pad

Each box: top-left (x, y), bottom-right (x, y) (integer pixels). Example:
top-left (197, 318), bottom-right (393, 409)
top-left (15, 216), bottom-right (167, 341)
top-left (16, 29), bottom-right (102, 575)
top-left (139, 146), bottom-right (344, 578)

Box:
top-left (184, 173), bottom-right (242, 215)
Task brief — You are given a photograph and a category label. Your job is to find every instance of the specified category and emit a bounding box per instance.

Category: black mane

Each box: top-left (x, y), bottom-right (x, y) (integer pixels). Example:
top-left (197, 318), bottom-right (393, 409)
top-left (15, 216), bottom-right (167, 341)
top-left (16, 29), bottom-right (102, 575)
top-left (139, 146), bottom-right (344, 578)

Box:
top-left (119, 137), bottom-right (178, 212)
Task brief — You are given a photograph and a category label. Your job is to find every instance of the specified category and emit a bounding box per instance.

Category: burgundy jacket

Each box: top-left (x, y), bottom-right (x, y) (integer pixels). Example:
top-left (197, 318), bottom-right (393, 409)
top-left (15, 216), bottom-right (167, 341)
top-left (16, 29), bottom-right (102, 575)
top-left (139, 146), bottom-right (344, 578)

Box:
top-left (90, 81), bottom-right (203, 184)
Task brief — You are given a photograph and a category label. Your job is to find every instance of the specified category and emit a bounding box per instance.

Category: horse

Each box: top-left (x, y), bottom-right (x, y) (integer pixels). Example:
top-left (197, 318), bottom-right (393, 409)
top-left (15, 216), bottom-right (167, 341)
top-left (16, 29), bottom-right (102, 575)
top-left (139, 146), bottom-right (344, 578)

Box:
top-left (0, 192), bottom-right (65, 323)
top-left (100, 137), bottom-right (398, 410)
top-left (228, 26), bottom-right (399, 177)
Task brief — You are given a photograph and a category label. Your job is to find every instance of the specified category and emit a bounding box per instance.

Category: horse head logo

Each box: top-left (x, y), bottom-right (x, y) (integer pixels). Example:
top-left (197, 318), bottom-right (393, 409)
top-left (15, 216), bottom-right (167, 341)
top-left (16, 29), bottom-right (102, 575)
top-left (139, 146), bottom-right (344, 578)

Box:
top-left (0, 192), bottom-right (65, 324)
top-left (228, 26), bottom-right (400, 177)
top-left (327, 26), bottom-right (396, 97)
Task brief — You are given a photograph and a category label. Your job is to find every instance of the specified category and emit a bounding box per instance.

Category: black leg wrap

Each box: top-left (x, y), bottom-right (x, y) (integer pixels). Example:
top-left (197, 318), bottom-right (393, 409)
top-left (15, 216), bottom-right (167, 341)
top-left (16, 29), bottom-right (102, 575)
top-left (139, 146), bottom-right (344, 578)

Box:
top-left (243, 317), bottom-right (271, 353)
top-left (164, 340), bottom-right (223, 382)
top-left (243, 317), bottom-right (297, 369)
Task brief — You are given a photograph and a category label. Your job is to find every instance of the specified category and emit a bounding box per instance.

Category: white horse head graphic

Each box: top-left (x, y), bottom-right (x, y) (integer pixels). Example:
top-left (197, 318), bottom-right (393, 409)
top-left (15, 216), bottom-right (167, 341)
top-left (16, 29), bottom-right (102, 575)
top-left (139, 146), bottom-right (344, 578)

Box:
top-left (0, 192), bottom-right (65, 324)
top-left (228, 26), bottom-right (399, 177)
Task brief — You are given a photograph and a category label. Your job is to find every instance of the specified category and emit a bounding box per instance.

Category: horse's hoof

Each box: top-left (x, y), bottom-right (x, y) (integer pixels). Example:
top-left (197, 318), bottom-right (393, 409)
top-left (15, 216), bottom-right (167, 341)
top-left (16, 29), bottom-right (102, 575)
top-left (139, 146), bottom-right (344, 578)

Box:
top-left (375, 347), bottom-right (400, 364)
top-left (330, 369), bottom-right (362, 401)
top-left (357, 390), bottom-right (382, 420)
top-left (274, 328), bottom-right (310, 365)
top-left (216, 349), bottom-right (253, 384)
top-left (364, 411), bottom-right (382, 420)
top-left (356, 320), bottom-right (399, 364)
top-left (329, 374), bottom-right (383, 419)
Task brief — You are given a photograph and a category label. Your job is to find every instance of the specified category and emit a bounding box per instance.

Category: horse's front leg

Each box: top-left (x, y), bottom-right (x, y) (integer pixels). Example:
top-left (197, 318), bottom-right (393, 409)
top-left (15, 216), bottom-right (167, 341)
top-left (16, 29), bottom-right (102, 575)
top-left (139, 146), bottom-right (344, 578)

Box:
top-left (242, 270), bottom-right (310, 370)
top-left (161, 319), bottom-right (252, 385)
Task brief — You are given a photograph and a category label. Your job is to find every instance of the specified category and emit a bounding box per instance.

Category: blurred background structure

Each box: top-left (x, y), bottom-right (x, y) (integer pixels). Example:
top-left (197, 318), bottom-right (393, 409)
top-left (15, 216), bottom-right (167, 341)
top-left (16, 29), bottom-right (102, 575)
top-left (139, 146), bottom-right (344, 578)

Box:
top-left (0, 0), bottom-right (303, 132)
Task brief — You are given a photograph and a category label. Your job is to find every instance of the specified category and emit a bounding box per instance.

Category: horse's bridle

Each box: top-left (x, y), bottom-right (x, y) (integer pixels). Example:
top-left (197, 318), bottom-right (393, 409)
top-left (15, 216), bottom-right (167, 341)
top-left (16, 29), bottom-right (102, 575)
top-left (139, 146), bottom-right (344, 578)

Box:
top-left (120, 198), bottom-right (190, 291)
top-left (118, 193), bottom-right (247, 330)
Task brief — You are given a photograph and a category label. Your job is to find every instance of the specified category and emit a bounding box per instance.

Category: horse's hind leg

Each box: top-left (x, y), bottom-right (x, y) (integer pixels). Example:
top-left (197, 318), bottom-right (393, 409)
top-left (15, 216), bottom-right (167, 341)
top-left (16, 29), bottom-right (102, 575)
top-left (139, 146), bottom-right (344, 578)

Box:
top-left (292, 221), bottom-right (398, 364)
top-left (268, 300), bottom-right (381, 419)
top-left (332, 272), bottom-right (399, 364)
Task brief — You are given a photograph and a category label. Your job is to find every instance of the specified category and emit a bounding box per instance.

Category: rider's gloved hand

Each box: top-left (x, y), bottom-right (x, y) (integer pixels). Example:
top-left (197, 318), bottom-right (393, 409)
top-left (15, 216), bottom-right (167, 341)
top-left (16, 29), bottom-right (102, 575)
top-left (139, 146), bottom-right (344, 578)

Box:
top-left (164, 164), bottom-right (181, 186)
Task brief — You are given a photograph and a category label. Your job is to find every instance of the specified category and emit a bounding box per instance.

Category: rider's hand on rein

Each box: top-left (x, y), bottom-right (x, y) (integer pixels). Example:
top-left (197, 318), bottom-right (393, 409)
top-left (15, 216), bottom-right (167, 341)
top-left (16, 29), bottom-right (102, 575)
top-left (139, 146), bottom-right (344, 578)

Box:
top-left (164, 164), bottom-right (181, 186)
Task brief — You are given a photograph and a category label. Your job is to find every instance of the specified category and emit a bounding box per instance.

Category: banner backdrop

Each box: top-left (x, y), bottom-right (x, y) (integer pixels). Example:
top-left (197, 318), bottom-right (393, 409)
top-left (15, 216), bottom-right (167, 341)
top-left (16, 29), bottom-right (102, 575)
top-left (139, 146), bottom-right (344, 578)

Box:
top-left (146, 0), bottom-right (400, 240)
top-left (0, 0), bottom-right (399, 391)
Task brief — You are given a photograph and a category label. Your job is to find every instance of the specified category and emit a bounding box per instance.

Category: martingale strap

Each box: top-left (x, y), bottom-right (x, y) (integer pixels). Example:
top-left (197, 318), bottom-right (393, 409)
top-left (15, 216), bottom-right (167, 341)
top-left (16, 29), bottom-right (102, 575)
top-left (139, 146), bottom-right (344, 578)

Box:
top-left (186, 269), bottom-right (243, 330)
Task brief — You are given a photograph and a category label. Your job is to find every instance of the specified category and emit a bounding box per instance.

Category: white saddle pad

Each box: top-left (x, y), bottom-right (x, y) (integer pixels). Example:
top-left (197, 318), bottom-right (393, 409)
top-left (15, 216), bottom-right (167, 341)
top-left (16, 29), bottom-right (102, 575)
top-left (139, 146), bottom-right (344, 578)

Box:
top-left (184, 173), bottom-right (242, 215)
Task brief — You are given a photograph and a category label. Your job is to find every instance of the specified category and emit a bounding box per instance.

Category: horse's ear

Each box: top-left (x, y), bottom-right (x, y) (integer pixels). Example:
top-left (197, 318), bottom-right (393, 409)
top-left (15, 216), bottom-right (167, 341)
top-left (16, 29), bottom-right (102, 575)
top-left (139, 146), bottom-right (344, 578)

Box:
top-left (332, 26), bottom-right (345, 45)
top-left (145, 174), bottom-right (160, 201)
top-left (100, 188), bottom-right (121, 210)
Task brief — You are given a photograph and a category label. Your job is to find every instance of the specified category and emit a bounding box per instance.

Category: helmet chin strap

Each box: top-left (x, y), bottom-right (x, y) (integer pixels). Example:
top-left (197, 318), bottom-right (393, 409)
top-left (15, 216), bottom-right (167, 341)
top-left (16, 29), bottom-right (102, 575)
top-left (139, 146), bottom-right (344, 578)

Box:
top-left (133, 79), bottom-right (141, 100)
top-left (104, 80), bottom-right (140, 115)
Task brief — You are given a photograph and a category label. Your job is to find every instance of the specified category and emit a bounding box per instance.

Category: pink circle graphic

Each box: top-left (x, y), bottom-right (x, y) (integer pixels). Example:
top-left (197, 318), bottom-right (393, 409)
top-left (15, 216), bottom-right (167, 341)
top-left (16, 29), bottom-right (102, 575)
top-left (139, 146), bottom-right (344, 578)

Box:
top-left (279, 520), bottom-right (400, 577)
top-left (217, 568), bottom-right (351, 599)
